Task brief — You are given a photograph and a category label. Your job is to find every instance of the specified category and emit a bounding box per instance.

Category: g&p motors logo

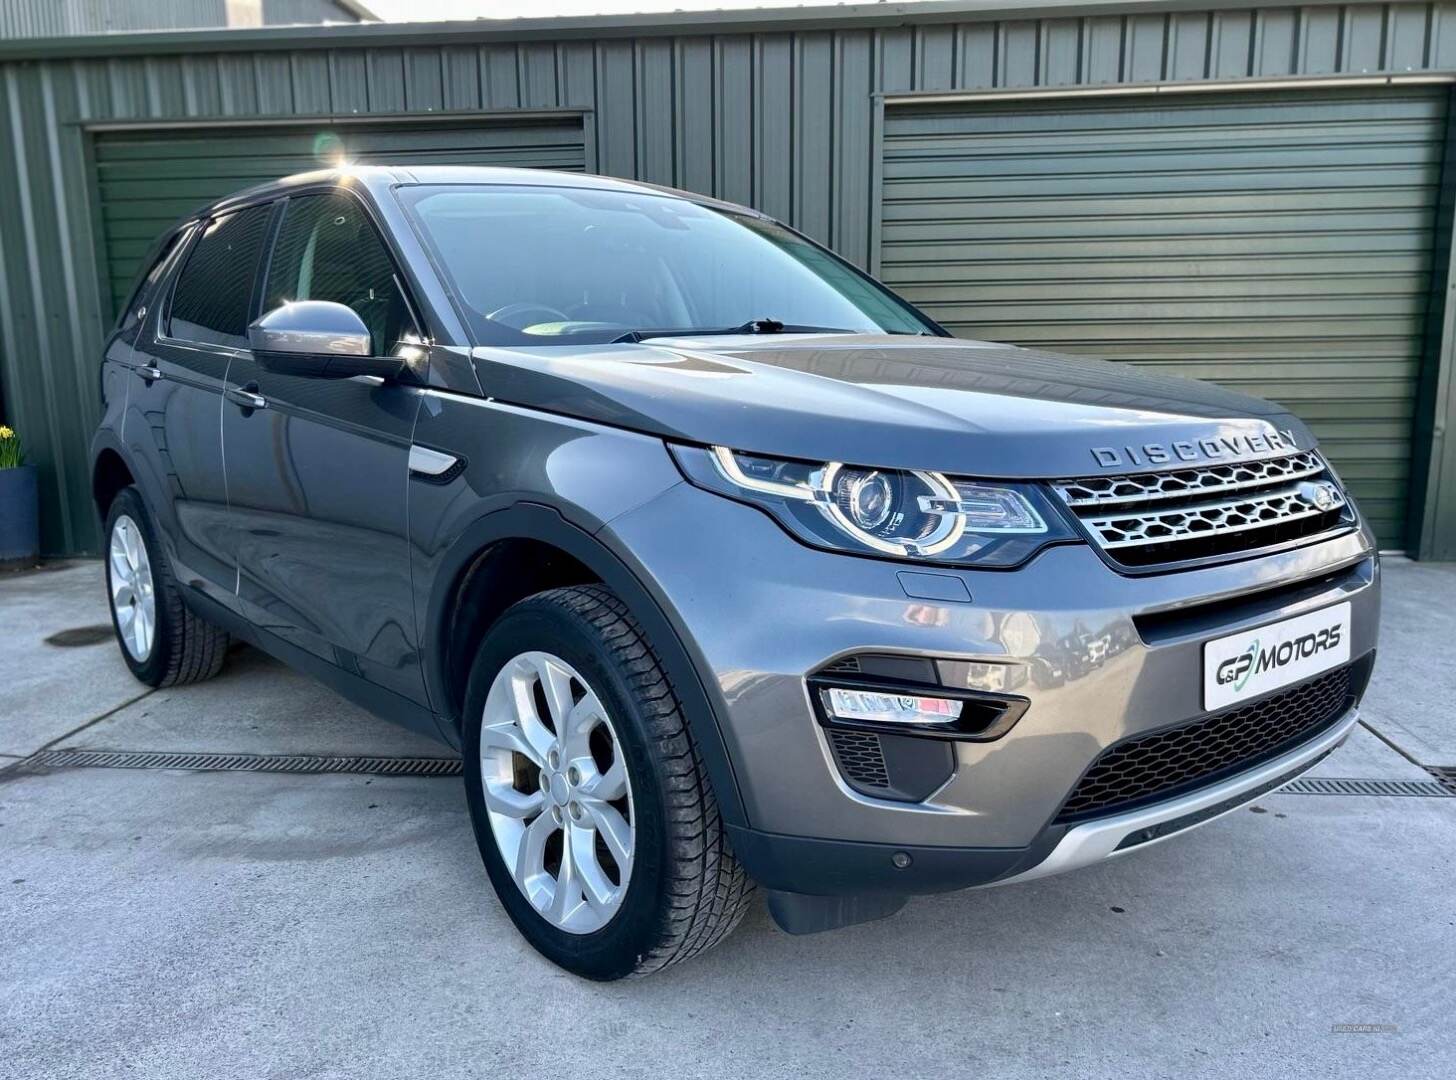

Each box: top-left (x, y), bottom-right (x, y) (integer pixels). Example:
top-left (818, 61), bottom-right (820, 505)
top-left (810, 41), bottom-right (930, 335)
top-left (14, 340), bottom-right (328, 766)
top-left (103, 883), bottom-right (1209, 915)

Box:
top-left (1215, 623), bottom-right (1343, 691)
top-left (1203, 602), bottom-right (1352, 710)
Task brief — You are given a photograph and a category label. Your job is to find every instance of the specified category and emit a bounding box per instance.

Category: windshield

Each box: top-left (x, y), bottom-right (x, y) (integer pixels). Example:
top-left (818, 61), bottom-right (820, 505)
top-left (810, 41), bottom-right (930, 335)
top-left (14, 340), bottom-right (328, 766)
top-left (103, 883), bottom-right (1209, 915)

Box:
top-left (399, 183), bottom-right (938, 346)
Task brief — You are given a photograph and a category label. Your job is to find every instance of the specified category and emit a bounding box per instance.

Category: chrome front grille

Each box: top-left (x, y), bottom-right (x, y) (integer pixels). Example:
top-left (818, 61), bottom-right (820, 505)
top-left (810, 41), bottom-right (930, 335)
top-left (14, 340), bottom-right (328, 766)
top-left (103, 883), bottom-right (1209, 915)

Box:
top-left (1053, 451), bottom-right (1352, 568)
top-left (1055, 451), bottom-right (1325, 508)
top-left (1084, 481), bottom-right (1346, 549)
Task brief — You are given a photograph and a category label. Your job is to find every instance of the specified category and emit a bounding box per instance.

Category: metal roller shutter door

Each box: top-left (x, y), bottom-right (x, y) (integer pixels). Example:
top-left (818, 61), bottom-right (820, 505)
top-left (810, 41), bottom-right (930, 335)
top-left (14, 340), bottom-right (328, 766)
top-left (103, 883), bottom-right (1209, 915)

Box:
top-left (879, 87), bottom-right (1449, 550)
top-left (94, 116), bottom-right (587, 318)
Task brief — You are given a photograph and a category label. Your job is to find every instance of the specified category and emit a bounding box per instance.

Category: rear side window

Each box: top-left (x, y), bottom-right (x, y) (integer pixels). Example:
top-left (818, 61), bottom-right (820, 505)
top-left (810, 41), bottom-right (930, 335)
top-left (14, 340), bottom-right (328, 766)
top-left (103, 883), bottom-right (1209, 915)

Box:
top-left (262, 192), bottom-right (416, 357)
top-left (117, 228), bottom-right (187, 331)
top-left (167, 205), bottom-right (272, 348)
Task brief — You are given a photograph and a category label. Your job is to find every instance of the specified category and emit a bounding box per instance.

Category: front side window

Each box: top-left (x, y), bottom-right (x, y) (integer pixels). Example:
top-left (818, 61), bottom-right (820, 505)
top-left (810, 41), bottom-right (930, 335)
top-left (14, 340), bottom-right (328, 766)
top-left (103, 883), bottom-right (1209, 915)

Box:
top-left (263, 192), bottom-right (416, 357)
top-left (399, 184), bottom-right (936, 346)
top-left (167, 205), bottom-right (271, 348)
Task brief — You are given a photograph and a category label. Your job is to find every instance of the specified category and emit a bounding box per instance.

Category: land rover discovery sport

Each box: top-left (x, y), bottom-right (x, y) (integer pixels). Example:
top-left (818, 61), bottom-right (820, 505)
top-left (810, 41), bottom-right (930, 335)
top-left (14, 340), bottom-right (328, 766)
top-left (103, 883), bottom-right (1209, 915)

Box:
top-left (91, 167), bottom-right (1378, 979)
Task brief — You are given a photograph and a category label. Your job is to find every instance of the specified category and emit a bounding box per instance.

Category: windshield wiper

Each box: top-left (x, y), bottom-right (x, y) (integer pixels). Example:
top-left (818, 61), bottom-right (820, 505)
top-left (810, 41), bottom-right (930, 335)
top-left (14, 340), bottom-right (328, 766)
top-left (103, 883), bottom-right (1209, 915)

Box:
top-left (612, 319), bottom-right (858, 344)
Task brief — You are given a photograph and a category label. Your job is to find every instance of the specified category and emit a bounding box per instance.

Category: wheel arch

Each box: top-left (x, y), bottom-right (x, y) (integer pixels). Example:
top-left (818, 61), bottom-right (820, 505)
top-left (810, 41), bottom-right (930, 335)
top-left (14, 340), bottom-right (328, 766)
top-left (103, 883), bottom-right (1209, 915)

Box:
top-left (90, 432), bottom-right (136, 526)
top-left (425, 503), bottom-right (747, 828)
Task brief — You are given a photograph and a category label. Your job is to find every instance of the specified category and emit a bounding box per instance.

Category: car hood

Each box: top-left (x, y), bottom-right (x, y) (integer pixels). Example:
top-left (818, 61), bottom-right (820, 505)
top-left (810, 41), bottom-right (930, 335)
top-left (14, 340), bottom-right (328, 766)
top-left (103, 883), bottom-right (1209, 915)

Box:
top-left (469, 334), bottom-right (1315, 479)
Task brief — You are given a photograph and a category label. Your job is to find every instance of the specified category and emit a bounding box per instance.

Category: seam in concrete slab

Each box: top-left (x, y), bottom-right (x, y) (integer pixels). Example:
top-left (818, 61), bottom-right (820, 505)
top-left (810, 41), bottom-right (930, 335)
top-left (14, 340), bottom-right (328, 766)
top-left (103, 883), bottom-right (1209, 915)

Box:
top-left (1359, 719), bottom-right (1437, 770)
top-left (0, 688), bottom-right (155, 777)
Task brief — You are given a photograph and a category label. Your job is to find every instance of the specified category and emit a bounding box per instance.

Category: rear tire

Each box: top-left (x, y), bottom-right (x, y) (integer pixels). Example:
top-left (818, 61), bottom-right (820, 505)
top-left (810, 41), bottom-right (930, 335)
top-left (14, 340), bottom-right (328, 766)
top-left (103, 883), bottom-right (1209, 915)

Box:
top-left (462, 584), bottom-right (754, 979)
top-left (104, 487), bottom-right (229, 687)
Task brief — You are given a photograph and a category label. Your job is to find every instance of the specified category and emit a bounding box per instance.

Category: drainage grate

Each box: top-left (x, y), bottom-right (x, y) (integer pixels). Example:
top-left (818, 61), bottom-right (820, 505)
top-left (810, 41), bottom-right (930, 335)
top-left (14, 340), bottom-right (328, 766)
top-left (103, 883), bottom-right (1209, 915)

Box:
top-left (1427, 767), bottom-right (1456, 794)
top-left (27, 749), bottom-right (462, 777)
top-left (1279, 776), bottom-right (1453, 798)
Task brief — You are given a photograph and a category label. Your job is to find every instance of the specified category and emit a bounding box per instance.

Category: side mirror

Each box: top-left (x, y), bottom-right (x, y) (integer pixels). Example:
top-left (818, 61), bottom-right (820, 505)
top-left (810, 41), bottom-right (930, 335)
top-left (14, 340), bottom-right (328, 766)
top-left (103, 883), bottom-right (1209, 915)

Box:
top-left (247, 301), bottom-right (404, 380)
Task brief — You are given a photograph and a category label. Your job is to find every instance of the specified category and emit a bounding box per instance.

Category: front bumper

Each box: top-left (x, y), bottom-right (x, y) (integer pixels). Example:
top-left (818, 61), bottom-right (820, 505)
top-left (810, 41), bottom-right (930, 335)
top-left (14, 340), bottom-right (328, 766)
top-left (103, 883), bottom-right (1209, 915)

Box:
top-left (990, 702), bottom-right (1358, 886)
top-left (605, 478), bottom-right (1380, 895)
top-left (726, 702), bottom-right (1358, 897)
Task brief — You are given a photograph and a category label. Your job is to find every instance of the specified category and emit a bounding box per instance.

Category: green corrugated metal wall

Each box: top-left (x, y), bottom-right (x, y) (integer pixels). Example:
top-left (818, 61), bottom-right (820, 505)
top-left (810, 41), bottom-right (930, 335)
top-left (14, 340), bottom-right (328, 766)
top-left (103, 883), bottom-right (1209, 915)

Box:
top-left (880, 86), bottom-right (1449, 549)
top-left (95, 117), bottom-right (586, 312)
top-left (2, 1), bottom-right (1456, 556)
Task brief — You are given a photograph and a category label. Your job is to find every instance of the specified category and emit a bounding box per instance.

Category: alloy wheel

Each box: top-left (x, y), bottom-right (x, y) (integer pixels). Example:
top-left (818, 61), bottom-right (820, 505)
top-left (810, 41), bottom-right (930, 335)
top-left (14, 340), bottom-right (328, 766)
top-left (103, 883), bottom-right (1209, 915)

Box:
top-left (108, 514), bottom-right (156, 662)
top-left (479, 651), bottom-right (635, 934)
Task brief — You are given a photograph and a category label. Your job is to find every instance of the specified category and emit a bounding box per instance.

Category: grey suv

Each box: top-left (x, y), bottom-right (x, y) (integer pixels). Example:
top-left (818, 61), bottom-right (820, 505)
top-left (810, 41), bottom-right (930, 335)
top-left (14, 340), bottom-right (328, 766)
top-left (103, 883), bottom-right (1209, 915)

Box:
top-left (91, 166), bottom-right (1378, 979)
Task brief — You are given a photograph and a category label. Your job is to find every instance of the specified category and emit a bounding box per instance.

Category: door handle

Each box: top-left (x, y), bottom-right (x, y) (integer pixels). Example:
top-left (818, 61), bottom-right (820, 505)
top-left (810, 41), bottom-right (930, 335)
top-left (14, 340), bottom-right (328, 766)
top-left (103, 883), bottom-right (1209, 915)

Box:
top-left (225, 382), bottom-right (267, 413)
top-left (137, 364), bottom-right (163, 384)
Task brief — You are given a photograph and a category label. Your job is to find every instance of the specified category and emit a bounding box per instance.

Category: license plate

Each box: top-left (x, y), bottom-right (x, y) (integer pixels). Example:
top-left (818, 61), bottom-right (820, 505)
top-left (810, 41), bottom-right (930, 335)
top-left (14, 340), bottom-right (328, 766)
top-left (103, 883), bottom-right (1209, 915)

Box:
top-left (1203, 602), bottom-right (1351, 710)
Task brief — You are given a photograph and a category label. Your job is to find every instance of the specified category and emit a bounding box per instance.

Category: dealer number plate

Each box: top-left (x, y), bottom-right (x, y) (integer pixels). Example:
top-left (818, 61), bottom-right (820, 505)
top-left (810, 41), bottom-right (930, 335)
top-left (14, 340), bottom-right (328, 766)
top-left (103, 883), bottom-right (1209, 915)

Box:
top-left (1203, 602), bottom-right (1351, 710)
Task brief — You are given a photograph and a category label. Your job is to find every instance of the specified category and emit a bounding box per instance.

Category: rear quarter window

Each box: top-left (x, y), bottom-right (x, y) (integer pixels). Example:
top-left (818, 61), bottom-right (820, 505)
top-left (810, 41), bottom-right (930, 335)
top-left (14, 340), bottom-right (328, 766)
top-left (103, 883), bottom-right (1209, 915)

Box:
top-left (116, 228), bottom-right (187, 332)
top-left (166, 205), bottom-right (272, 348)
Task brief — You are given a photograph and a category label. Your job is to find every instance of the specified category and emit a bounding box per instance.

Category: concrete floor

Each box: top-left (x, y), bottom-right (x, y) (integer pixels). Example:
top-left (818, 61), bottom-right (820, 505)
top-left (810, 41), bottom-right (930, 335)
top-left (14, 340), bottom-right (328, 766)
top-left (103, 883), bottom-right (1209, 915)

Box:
top-left (1, 559), bottom-right (1452, 1080)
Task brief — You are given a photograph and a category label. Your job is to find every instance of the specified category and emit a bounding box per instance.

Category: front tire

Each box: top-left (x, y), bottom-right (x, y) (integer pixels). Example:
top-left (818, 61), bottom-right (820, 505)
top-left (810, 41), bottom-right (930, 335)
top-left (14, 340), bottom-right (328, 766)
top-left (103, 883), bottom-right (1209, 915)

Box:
top-left (104, 487), bottom-right (229, 687)
top-left (462, 585), bottom-right (754, 979)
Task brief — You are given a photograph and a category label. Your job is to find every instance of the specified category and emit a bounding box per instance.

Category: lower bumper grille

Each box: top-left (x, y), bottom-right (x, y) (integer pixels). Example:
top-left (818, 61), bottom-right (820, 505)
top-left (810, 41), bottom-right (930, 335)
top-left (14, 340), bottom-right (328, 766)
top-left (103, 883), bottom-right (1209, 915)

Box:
top-left (827, 730), bottom-right (891, 790)
top-left (825, 728), bottom-right (955, 803)
top-left (1055, 661), bottom-right (1364, 823)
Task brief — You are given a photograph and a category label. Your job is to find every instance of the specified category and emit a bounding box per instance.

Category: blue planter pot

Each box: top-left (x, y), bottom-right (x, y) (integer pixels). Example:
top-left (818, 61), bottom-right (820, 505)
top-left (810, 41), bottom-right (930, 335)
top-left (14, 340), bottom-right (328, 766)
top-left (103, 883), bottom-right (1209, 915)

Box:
top-left (0, 464), bottom-right (39, 568)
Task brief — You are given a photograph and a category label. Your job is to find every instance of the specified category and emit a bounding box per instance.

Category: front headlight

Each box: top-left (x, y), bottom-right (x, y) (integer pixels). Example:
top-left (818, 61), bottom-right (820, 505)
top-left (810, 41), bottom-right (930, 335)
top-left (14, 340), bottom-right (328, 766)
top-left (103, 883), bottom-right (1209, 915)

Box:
top-left (670, 444), bottom-right (1075, 567)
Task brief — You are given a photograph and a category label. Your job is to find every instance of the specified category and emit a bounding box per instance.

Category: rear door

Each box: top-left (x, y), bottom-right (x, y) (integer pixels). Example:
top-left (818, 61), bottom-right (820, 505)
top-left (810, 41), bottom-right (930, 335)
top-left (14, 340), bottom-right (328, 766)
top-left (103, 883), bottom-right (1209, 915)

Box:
top-left (220, 189), bottom-right (428, 707)
top-left (124, 204), bottom-right (272, 610)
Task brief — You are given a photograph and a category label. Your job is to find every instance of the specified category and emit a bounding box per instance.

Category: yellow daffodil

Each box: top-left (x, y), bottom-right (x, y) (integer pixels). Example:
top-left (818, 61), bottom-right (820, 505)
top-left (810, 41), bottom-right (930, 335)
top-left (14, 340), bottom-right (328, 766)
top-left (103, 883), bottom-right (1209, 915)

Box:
top-left (0, 425), bottom-right (21, 468)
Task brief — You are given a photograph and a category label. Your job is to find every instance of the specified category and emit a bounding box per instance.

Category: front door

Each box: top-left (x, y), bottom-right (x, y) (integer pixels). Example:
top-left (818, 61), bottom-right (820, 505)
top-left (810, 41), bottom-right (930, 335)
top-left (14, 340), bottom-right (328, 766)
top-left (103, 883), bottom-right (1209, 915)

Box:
top-left (125, 206), bottom-right (272, 611)
top-left (220, 190), bottom-right (427, 706)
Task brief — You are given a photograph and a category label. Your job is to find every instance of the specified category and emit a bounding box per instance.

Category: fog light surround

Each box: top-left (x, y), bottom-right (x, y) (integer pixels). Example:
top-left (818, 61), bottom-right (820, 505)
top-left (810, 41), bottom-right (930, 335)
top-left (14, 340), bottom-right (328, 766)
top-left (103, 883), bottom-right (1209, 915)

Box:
top-left (811, 666), bottom-right (1030, 742)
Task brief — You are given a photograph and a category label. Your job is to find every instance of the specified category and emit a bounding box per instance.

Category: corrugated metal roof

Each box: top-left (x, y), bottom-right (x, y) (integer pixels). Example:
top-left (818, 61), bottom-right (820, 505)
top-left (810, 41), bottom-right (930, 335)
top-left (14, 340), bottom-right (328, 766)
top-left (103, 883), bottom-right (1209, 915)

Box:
top-left (0, 0), bottom-right (372, 40)
top-left (0, 0), bottom-right (1359, 59)
top-left (0, 1), bottom-right (68, 39)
